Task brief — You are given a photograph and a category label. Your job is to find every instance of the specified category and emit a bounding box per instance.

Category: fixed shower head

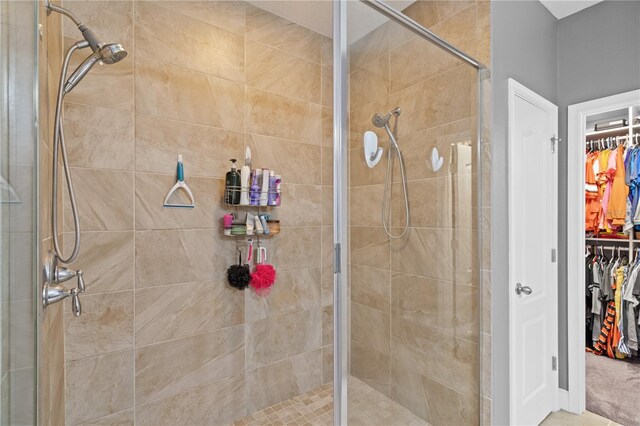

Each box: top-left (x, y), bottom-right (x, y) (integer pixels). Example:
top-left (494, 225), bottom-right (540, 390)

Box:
top-left (63, 43), bottom-right (128, 94)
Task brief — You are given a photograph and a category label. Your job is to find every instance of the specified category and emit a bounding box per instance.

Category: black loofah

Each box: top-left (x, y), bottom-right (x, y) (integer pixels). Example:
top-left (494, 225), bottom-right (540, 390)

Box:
top-left (227, 264), bottom-right (251, 290)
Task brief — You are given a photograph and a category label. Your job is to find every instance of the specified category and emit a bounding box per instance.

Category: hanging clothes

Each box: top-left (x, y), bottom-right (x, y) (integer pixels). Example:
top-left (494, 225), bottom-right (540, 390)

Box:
top-left (586, 247), bottom-right (640, 359)
top-left (586, 152), bottom-right (601, 233)
top-left (607, 146), bottom-right (629, 228)
top-left (585, 133), bottom-right (640, 360)
top-left (585, 136), bottom-right (639, 238)
top-left (597, 149), bottom-right (613, 230)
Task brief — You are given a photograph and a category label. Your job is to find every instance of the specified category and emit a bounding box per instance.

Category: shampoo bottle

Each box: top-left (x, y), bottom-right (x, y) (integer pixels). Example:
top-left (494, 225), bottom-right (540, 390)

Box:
top-left (259, 215), bottom-right (270, 235)
top-left (246, 213), bottom-right (254, 235)
top-left (254, 214), bottom-right (264, 234)
top-left (225, 159), bottom-right (241, 205)
top-left (239, 162), bottom-right (250, 206)
top-left (250, 170), bottom-right (260, 206)
top-left (275, 175), bottom-right (282, 206)
top-left (259, 168), bottom-right (269, 206)
top-left (267, 171), bottom-right (277, 206)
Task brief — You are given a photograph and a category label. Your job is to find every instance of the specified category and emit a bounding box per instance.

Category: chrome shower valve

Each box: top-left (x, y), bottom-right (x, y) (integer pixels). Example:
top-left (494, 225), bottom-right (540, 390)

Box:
top-left (42, 252), bottom-right (85, 316)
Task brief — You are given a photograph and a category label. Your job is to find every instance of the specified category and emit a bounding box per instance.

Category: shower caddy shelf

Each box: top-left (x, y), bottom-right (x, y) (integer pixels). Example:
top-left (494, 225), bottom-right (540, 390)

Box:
top-left (222, 186), bottom-right (283, 207)
top-left (222, 187), bottom-right (282, 239)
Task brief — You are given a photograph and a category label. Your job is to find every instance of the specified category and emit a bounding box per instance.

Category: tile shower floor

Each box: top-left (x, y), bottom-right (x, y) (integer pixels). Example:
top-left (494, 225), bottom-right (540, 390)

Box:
top-left (229, 376), bottom-right (428, 426)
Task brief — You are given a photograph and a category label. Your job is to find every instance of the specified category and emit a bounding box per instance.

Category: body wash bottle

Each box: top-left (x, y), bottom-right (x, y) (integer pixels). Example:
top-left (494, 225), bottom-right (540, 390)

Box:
top-left (250, 170), bottom-right (260, 206)
top-left (259, 168), bottom-right (269, 206)
top-left (225, 159), bottom-right (240, 205)
top-left (267, 171), bottom-right (277, 206)
top-left (246, 213), bottom-right (254, 235)
top-left (239, 161), bottom-right (250, 206)
top-left (275, 175), bottom-right (282, 206)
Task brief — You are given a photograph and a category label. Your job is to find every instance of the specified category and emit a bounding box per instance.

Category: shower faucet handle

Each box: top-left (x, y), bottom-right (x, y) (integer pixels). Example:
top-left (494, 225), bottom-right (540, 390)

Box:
top-left (42, 260), bottom-right (86, 316)
top-left (71, 287), bottom-right (82, 317)
top-left (71, 270), bottom-right (85, 317)
top-left (76, 270), bottom-right (85, 293)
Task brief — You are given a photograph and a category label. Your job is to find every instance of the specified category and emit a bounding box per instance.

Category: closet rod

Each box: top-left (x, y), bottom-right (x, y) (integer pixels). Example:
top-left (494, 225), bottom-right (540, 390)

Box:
top-left (587, 245), bottom-right (630, 251)
top-left (585, 237), bottom-right (637, 243)
top-left (585, 135), bottom-right (629, 144)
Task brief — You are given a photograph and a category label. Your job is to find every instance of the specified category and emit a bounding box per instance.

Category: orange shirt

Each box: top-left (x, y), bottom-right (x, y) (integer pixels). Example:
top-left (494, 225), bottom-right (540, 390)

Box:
top-left (585, 151), bottom-right (601, 232)
top-left (607, 146), bottom-right (628, 228)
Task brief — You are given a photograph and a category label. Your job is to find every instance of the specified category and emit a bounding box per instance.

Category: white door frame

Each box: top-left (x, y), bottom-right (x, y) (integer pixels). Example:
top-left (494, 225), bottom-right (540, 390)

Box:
top-left (508, 78), bottom-right (560, 423)
top-left (565, 89), bottom-right (640, 414)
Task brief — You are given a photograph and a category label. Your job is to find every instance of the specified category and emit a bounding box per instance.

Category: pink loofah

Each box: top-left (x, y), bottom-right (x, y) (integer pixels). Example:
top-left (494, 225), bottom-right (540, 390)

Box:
top-left (250, 264), bottom-right (276, 296)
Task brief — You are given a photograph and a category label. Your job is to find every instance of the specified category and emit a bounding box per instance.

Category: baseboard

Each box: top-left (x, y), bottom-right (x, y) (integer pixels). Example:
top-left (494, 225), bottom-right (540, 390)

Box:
top-left (558, 389), bottom-right (570, 411)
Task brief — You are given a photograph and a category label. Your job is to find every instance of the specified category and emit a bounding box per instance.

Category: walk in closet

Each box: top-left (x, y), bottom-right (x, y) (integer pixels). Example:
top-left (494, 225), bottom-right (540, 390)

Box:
top-left (583, 102), bottom-right (640, 425)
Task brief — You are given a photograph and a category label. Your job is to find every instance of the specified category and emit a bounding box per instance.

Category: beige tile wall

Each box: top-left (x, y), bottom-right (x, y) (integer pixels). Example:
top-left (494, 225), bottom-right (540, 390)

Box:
top-left (347, 1), bottom-right (491, 425)
top-left (38, 0), bottom-right (66, 423)
top-left (57, 2), bottom-right (332, 424)
top-left (42, 1), bottom-right (492, 425)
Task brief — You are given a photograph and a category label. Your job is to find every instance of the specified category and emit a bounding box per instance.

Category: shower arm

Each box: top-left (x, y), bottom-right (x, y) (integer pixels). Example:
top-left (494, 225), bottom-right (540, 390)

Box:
top-left (46, 1), bottom-right (82, 26)
top-left (46, 2), bottom-right (102, 52)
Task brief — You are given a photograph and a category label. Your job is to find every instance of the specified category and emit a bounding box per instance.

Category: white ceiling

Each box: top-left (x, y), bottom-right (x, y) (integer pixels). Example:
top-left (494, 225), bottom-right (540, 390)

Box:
top-left (539, 0), bottom-right (604, 19)
top-left (247, 0), bottom-right (414, 42)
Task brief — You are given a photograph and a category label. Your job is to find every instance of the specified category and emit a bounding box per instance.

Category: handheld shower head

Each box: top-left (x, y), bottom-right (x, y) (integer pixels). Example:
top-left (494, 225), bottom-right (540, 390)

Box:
top-left (63, 43), bottom-right (128, 94)
top-left (374, 106), bottom-right (409, 239)
top-left (372, 107), bottom-right (401, 128)
top-left (47, 3), bottom-right (128, 93)
top-left (372, 113), bottom-right (391, 128)
top-left (99, 43), bottom-right (127, 65)
top-left (63, 51), bottom-right (100, 94)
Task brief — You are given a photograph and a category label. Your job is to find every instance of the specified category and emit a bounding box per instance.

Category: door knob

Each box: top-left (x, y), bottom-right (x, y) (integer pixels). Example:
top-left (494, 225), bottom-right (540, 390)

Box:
top-left (515, 283), bottom-right (532, 295)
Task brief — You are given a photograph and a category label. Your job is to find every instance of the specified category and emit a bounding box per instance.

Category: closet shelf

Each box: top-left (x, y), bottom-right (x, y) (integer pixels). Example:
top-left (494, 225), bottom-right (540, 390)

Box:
top-left (585, 237), bottom-right (640, 243)
top-left (585, 124), bottom-right (640, 137)
top-left (223, 232), bottom-right (276, 238)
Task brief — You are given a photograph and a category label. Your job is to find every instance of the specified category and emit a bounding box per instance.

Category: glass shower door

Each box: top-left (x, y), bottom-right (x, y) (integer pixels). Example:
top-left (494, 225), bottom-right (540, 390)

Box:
top-left (333, 1), bottom-right (486, 424)
top-left (0, 0), bottom-right (39, 424)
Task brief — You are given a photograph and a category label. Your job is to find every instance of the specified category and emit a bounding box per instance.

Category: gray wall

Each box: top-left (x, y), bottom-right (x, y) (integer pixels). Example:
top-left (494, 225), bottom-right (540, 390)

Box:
top-left (491, 2), bottom-right (559, 423)
top-left (556, 0), bottom-right (640, 389)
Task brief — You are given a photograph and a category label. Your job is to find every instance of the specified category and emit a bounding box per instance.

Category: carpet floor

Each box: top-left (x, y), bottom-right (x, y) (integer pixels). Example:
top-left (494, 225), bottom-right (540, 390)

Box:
top-left (586, 352), bottom-right (640, 426)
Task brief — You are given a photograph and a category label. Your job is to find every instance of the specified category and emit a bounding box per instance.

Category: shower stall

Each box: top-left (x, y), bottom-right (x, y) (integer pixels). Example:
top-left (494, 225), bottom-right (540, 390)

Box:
top-left (0, 0), bottom-right (489, 424)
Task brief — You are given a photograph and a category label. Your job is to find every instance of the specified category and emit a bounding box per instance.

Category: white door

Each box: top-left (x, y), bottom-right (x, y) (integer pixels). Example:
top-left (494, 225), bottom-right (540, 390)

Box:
top-left (508, 79), bottom-right (559, 426)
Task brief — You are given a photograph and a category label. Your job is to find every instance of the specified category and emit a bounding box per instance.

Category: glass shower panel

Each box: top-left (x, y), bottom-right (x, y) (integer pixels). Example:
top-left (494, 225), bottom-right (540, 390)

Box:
top-left (343, 3), bottom-right (482, 424)
top-left (0, 0), bottom-right (39, 425)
